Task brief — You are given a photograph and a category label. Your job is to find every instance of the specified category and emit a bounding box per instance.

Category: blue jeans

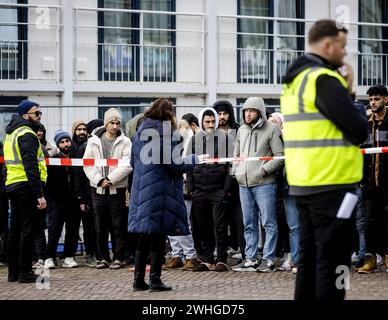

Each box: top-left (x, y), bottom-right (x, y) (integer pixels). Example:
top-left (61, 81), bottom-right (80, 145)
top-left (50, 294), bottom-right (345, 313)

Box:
top-left (356, 193), bottom-right (366, 259)
top-left (284, 195), bottom-right (300, 264)
top-left (239, 183), bottom-right (278, 261)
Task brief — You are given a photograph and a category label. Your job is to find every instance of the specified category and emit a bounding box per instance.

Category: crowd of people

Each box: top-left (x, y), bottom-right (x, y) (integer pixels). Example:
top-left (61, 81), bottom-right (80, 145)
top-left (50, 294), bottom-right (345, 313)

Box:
top-left (0, 19), bottom-right (387, 300)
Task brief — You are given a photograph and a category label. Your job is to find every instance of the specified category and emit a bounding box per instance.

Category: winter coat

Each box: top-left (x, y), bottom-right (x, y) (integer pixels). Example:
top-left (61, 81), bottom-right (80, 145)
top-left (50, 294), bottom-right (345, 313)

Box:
top-left (128, 118), bottom-right (197, 236)
top-left (361, 109), bottom-right (388, 190)
top-left (83, 126), bottom-right (132, 195)
top-left (233, 103), bottom-right (284, 187)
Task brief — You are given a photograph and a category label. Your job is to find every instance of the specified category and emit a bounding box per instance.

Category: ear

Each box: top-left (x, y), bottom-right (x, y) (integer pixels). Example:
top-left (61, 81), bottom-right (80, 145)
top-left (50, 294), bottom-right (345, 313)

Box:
top-left (384, 96), bottom-right (388, 104)
top-left (22, 114), bottom-right (28, 120)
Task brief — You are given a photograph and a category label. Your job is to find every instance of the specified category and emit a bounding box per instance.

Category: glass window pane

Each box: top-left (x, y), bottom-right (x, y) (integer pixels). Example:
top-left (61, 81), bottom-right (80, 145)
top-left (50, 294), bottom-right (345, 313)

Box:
top-left (0, 0), bottom-right (18, 78)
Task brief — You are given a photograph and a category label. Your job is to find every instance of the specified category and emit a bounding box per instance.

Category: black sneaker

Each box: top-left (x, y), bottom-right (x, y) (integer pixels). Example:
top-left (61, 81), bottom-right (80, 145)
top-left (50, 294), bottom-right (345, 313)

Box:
top-left (18, 272), bottom-right (39, 283)
top-left (256, 259), bottom-right (276, 273)
top-left (8, 273), bottom-right (19, 282)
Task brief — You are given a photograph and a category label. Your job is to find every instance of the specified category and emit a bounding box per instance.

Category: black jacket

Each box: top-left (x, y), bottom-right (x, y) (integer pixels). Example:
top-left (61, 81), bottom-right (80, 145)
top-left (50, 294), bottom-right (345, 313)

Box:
top-left (361, 110), bottom-right (388, 190)
top-left (187, 130), bottom-right (233, 193)
top-left (282, 53), bottom-right (368, 196)
top-left (4, 115), bottom-right (44, 198)
top-left (46, 152), bottom-right (77, 202)
top-left (71, 140), bottom-right (91, 204)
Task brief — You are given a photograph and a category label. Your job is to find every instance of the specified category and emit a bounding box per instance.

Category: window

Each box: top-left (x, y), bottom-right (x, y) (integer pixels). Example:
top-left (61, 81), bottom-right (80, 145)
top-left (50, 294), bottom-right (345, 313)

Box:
top-left (0, 96), bottom-right (27, 140)
top-left (0, 0), bottom-right (27, 80)
top-left (98, 0), bottom-right (175, 82)
top-left (237, 0), bottom-right (304, 84)
top-left (358, 0), bottom-right (388, 86)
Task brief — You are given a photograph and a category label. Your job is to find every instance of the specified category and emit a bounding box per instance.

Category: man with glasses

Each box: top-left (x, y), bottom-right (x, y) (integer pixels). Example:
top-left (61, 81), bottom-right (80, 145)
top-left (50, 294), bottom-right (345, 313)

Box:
top-left (4, 100), bottom-right (47, 283)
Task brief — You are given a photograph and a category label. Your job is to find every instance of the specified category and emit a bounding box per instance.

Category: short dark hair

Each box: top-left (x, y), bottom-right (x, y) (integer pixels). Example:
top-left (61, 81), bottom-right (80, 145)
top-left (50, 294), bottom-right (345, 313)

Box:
top-left (308, 19), bottom-right (348, 44)
top-left (367, 84), bottom-right (388, 97)
top-left (182, 113), bottom-right (199, 126)
top-left (203, 110), bottom-right (215, 118)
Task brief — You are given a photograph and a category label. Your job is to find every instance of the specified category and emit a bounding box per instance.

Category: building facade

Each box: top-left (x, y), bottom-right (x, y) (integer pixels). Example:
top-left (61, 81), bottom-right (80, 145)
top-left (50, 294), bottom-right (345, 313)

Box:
top-left (0, 0), bottom-right (386, 139)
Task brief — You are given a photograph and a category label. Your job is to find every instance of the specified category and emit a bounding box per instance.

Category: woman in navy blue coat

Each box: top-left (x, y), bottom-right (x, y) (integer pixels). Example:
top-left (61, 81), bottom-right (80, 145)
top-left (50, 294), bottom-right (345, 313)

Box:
top-left (128, 98), bottom-right (202, 292)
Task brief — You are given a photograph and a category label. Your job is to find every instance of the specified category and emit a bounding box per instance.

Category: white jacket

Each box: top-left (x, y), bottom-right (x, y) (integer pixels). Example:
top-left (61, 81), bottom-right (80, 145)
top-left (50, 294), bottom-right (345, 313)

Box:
top-left (83, 126), bottom-right (132, 195)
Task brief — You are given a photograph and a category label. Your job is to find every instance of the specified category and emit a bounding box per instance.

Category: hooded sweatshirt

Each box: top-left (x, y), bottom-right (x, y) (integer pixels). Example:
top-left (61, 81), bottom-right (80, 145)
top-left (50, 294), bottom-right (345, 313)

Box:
top-left (4, 114), bottom-right (45, 198)
top-left (233, 98), bottom-right (284, 187)
top-left (282, 53), bottom-right (368, 195)
top-left (213, 100), bottom-right (240, 134)
top-left (186, 107), bottom-right (233, 193)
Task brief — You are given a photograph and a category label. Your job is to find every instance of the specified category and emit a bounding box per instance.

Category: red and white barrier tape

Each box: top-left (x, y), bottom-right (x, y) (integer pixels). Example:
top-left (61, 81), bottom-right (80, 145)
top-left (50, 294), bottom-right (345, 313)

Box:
top-left (0, 146), bottom-right (386, 166)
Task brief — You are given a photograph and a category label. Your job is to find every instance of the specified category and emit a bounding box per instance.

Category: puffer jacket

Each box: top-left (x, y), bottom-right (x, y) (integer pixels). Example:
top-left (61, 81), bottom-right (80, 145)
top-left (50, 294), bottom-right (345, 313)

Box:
top-left (233, 102), bottom-right (284, 187)
top-left (128, 118), bottom-right (197, 236)
top-left (83, 126), bottom-right (132, 194)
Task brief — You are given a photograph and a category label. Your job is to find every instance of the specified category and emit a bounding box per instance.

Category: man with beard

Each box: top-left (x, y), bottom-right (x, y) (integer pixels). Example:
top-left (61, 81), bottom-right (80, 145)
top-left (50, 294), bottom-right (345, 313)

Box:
top-left (212, 100), bottom-right (246, 264)
top-left (71, 121), bottom-right (97, 267)
top-left (358, 85), bottom-right (388, 273)
top-left (44, 130), bottom-right (81, 269)
top-left (4, 100), bottom-right (47, 283)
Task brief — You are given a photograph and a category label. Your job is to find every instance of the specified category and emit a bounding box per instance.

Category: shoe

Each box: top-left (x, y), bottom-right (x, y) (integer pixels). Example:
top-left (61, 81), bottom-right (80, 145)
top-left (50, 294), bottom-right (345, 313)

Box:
top-left (32, 259), bottom-right (44, 270)
top-left (256, 259), bottom-right (276, 272)
top-left (351, 252), bottom-right (359, 264)
top-left (8, 273), bottom-right (19, 282)
top-left (214, 262), bottom-right (229, 272)
top-left (0, 261), bottom-right (8, 268)
top-left (232, 253), bottom-right (243, 260)
top-left (232, 259), bottom-right (259, 272)
top-left (133, 250), bottom-right (149, 291)
top-left (291, 266), bottom-right (298, 274)
top-left (18, 272), bottom-right (39, 283)
top-left (227, 247), bottom-right (240, 256)
top-left (385, 255), bottom-right (388, 272)
top-left (377, 254), bottom-right (383, 266)
top-left (358, 254), bottom-right (377, 274)
top-left (96, 259), bottom-right (110, 269)
top-left (182, 258), bottom-right (200, 271)
top-left (149, 251), bottom-right (172, 292)
top-left (110, 259), bottom-right (124, 270)
top-left (162, 257), bottom-right (183, 270)
top-left (354, 258), bottom-right (365, 272)
top-left (62, 257), bottom-right (78, 268)
top-left (85, 255), bottom-right (97, 268)
top-left (192, 262), bottom-right (214, 272)
top-left (44, 258), bottom-right (56, 269)
top-left (277, 260), bottom-right (292, 271)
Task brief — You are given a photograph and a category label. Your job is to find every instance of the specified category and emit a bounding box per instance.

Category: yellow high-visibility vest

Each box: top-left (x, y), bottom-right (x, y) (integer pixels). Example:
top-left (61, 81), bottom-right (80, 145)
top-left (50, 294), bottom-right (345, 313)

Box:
top-left (280, 67), bottom-right (363, 187)
top-left (4, 125), bottom-right (47, 186)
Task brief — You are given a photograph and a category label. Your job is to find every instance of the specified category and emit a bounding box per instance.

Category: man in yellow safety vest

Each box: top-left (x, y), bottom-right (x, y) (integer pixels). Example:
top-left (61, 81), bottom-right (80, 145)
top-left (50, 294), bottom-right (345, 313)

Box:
top-left (280, 19), bottom-right (368, 300)
top-left (4, 100), bottom-right (47, 283)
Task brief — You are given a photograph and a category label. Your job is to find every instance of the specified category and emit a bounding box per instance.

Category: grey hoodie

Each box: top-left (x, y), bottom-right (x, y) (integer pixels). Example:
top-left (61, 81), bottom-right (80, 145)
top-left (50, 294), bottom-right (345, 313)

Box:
top-left (233, 97), bottom-right (284, 187)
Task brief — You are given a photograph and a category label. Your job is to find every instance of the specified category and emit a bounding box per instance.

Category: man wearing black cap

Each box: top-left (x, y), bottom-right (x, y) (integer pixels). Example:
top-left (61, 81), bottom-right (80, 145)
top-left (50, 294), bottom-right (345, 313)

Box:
top-left (4, 99), bottom-right (47, 283)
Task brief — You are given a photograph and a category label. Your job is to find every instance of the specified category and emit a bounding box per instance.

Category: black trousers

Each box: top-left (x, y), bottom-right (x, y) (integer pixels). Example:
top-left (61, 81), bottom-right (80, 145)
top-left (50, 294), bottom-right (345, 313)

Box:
top-left (0, 191), bottom-right (9, 263)
top-left (46, 198), bottom-right (81, 259)
top-left (92, 189), bottom-right (127, 262)
top-left (192, 189), bottom-right (228, 264)
top-left (34, 210), bottom-right (47, 260)
top-left (362, 188), bottom-right (388, 255)
top-left (7, 186), bottom-right (41, 274)
top-left (226, 194), bottom-right (246, 259)
top-left (294, 189), bottom-right (357, 301)
top-left (81, 198), bottom-right (97, 257)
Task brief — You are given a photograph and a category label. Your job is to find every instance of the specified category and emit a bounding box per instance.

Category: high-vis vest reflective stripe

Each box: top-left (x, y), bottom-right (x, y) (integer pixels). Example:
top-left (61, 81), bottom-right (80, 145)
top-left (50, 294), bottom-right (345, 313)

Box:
top-left (4, 126), bottom-right (47, 186)
top-left (280, 67), bottom-right (363, 187)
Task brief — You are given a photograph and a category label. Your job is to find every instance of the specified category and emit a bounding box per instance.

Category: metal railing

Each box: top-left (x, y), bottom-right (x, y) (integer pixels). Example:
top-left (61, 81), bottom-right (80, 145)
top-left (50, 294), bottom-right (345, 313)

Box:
top-left (73, 6), bottom-right (206, 84)
top-left (0, 2), bottom-right (61, 81)
top-left (217, 14), bottom-right (388, 86)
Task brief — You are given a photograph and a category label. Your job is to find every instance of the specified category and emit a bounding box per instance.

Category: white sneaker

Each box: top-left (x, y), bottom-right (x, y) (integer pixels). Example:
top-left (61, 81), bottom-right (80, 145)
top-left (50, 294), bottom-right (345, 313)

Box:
top-left (377, 254), bottom-right (383, 266)
top-left (232, 253), bottom-right (242, 260)
top-left (351, 252), bottom-right (359, 264)
top-left (232, 259), bottom-right (259, 272)
top-left (44, 258), bottom-right (56, 269)
top-left (63, 257), bottom-right (78, 268)
top-left (33, 259), bottom-right (44, 269)
top-left (278, 260), bottom-right (292, 271)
